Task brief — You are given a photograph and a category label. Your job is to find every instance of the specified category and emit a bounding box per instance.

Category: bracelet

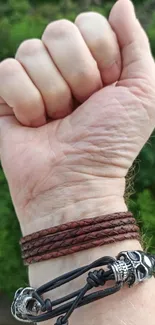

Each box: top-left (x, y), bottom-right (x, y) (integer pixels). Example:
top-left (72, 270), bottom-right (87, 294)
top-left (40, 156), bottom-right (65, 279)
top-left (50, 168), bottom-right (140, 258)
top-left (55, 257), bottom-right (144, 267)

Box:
top-left (20, 212), bottom-right (140, 265)
top-left (11, 250), bottom-right (155, 325)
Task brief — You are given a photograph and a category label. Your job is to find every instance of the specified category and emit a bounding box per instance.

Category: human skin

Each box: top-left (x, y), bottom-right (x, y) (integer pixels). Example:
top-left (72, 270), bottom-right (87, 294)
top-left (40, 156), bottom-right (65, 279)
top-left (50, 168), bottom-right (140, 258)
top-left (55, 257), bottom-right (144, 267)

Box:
top-left (0, 0), bottom-right (155, 324)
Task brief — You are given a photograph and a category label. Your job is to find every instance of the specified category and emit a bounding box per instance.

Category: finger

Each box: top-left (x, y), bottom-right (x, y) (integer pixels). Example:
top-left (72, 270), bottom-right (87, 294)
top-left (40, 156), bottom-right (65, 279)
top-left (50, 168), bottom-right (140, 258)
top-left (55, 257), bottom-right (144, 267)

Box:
top-left (16, 39), bottom-right (73, 119)
top-left (0, 59), bottom-right (46, 127)
top-left (42, 20), bottom-right (102, 103)
top-left (75, 12), bottom-right (121, 85)
top-left (0, 97), bottom-right (13, 117)
top-left (109, 0), bottom-right (155, 86)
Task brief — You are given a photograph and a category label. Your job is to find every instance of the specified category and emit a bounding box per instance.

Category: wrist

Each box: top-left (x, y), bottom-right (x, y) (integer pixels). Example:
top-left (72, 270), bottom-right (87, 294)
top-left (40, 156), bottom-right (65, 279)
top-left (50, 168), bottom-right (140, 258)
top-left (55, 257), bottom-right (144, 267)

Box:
top-left (20, 176), bottom-right (127, 236)
top-left (28, 239), bottom-right (143, 325)
top-left (23, 176), bottom-right (147, 325)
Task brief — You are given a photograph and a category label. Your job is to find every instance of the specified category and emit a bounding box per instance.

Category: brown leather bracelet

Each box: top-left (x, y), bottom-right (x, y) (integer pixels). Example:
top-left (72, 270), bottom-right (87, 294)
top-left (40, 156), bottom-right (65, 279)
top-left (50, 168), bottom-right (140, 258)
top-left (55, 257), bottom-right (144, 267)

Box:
top-left (23, 232), bottom-right (140, 265)
top-left (20, 212), bottom-right (134, 245)
top-left (22, 224), bottom-right (139, 259)
top-left (21, 216), bottom-right (136, 252)
top-left (20, 212), bottom-right (140, 265)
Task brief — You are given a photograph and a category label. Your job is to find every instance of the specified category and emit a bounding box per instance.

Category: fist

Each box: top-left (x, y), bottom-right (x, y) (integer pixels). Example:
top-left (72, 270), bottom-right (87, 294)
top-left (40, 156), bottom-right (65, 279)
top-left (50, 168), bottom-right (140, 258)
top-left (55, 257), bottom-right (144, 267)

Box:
top-left (0, 0), bottom-right (155, 234)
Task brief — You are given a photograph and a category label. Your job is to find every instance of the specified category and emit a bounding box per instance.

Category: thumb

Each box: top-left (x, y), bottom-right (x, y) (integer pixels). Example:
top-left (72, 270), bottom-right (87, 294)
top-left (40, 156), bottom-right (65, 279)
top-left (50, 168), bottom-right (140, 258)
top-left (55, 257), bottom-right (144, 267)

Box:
top-left (109, 0), bottom-right (155, 86)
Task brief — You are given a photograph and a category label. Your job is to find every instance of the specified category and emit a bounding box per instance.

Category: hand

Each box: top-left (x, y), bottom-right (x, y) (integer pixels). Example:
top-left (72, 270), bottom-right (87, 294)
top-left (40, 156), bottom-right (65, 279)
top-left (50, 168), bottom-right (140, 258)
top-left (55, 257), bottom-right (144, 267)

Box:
top-left (0, 0), bottom-right (155, 235)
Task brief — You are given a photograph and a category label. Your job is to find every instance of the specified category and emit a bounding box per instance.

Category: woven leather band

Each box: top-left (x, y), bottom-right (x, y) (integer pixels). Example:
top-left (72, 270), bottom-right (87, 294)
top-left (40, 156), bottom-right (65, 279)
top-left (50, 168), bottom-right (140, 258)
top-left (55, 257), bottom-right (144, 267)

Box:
top-left (20, 212), bottom-right (140, 265)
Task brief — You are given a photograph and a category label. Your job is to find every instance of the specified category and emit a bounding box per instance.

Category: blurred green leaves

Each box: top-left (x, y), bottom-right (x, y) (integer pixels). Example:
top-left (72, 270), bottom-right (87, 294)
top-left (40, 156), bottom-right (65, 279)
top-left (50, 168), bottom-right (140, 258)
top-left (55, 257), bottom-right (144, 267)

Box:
top-left (0, 168), bottom-right (28, 298)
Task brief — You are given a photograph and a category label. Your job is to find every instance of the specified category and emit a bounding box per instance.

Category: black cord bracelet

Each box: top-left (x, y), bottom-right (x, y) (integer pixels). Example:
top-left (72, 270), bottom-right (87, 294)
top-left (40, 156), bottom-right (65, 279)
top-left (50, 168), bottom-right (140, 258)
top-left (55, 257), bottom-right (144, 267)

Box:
top-left (11, 250), bottom-right (155, 325)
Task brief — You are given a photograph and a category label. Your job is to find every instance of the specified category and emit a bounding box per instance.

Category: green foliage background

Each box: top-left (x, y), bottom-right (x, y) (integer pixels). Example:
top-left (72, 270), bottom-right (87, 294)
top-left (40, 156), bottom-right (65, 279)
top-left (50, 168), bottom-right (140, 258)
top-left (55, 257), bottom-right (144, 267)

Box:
top-left (0, 0), bottom-right (155, 298)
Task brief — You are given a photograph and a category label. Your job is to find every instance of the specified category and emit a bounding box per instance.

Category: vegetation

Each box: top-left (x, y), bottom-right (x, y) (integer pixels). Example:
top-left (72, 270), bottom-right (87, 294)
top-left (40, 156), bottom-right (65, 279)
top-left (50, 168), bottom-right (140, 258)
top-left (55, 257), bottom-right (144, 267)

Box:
top-left (0, 0), bottom-right (155, 298)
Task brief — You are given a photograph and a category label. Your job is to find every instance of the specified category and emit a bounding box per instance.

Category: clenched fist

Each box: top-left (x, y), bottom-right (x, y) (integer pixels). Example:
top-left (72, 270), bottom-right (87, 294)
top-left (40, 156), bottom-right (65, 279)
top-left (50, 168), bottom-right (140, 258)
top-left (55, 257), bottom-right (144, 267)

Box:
top-left (0, 0), bottom-right (155, 238)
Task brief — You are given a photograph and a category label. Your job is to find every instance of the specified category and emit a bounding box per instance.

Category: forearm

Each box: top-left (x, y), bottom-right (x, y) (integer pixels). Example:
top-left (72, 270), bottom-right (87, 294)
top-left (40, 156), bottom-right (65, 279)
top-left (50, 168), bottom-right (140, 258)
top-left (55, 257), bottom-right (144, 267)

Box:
top-left (21, 180), bottom-right (155, 325)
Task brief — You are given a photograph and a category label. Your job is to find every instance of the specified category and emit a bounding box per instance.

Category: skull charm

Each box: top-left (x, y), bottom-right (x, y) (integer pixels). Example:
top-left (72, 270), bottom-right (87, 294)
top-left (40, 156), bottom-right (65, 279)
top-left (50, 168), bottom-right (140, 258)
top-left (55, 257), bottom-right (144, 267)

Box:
top-left (11, 287), bottom-right (42, 322)
top-left (111, 250), bottom-right (155, 286)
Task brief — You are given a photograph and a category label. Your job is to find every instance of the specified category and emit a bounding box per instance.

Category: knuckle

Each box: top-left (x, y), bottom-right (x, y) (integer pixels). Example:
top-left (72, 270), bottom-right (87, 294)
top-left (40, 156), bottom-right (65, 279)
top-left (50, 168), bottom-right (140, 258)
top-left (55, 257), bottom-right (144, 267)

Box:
top-left (42, 19), bottom-right (76, 41)
top-left (75, 12), bottom-right (103, 25)
top-left (57, 83), bottom-right (71, 99)
top-left (0, 58), bottom-right (21, 77)
top-left (24, 87), bottom-right (42, 108)
top-left (74, 67), bottom-right (96, 84)
top-left (46, 83), bottom-right (71, 102)
top-left (32, 90), bottom-right (43, 105)
top-left (16, 39), bottom-right (43, 57)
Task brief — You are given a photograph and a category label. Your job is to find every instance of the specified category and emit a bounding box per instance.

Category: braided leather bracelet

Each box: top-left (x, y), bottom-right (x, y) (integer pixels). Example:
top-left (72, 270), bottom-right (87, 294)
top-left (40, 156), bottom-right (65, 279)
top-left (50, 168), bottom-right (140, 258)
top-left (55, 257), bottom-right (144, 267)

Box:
top-left (22, 224), bottom-right (139, 258)
top-left (20, 212), bottom-right (135, 244)
top-left (20, 212), bottom-right (140, 265)
top-left (21, 216), bottom-right (137, 251)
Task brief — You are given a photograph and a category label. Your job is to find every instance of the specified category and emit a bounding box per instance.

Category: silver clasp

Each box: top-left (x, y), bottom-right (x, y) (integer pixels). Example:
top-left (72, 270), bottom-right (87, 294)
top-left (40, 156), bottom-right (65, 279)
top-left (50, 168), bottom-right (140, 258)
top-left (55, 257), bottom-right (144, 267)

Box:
top-left (11, 287), bottom-right (42, 322)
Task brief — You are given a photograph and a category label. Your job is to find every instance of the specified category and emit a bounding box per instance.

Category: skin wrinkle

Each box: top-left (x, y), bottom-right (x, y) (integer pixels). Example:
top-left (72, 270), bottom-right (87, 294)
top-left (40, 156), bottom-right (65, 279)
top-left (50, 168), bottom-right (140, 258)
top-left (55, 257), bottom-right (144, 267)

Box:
top-left (121, 37), bottom-right (150, 59)
top-left (23, 196), bottom-right (127, 235)
top-left (62, 165), bottom-right (124, 178)
top-left (63, 145), bottom-right (124, 165)
top-left (23, 126), bottom-right (66, 202)
top-left (36, 181), bottom-right (105, 201)
top-left (128, 76), bottom-right (155, 95)
top-left (118, 80), bottom-right (155, 122)
top-left (113, 95), bottom-right (147, 126)
top-left (46, 194), bottom-right (123, 206)
top-left (63, 121), bottom-right (137, 169)
top-left (72, 148), bottom-right (131, 167)
top-left (74, 137), bottom-right (140, 154)
top-left (63, 165), bottom-right (126, 178)
top-left (122, 51), bottom-right (143, 72)
top-left (27, 196), bottom-right (120, 222)
top-left (15, 147), bottom-right (59, 211)
top-left (113, 94), bottom-right (152, 144)
top-left (64, 137), bottom-right (141, 173)
top-left (49, 177), bottom-right (124, 198)
top-left (130, 87), bottom-right (155, 123)
top-left (121, 65), bottom-right (154, 80)
top-left (68, 100), bottom-right (115, 130)
top-left (23, 173), bottom-right (125, 209)
top-left (45, 124), bottom-right (57, 161)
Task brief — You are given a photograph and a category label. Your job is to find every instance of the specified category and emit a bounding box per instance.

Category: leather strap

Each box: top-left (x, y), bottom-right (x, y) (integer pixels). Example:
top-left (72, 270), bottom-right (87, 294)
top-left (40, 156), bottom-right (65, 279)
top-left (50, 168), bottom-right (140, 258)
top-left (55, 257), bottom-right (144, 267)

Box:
top-left (20, 212), bottom-right (140, 265)
top-left (21, 216), bottom-right (137, 251)
top-left (20, 212), bottom-right (134, 244)
top-left (23, 232), bottom-right (140, 265)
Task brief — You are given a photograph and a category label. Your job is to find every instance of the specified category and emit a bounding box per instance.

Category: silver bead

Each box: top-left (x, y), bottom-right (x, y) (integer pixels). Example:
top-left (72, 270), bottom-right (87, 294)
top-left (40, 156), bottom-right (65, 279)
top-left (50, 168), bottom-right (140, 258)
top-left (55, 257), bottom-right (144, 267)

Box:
top-left (110, 260), bottom-right (130, 283)
top-left (11, 287), bottom-right (42, 322)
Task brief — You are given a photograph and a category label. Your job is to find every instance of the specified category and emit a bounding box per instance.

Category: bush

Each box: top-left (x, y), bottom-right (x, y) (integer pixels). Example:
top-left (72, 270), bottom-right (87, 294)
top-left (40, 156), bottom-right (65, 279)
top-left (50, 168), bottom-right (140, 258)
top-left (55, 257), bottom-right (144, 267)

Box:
top-left (0, 168), bottom-right (28, 298)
